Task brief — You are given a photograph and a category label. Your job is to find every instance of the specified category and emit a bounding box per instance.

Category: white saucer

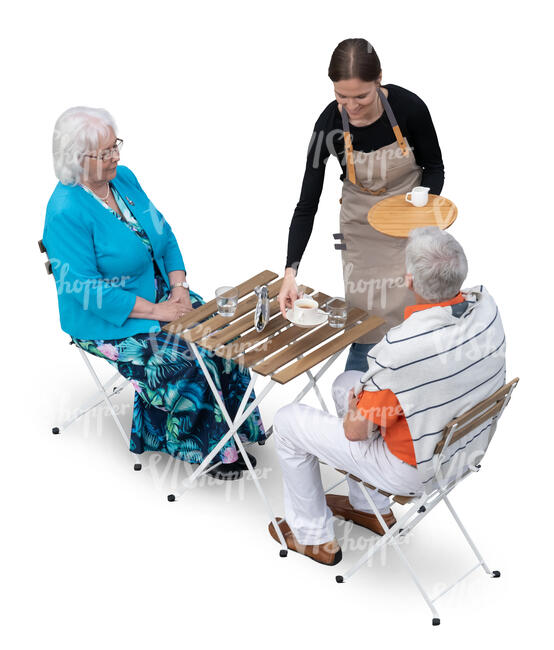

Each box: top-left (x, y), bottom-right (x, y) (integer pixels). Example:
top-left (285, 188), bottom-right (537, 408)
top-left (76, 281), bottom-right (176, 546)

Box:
top-left (286, 308), bottom-right (328, 328)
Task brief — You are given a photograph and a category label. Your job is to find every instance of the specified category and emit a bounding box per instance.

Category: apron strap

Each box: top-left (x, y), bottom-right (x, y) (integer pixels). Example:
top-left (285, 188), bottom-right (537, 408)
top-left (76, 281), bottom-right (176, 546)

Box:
top-left (341, 87), bottom-right (410, 186)
top-left (340, 107), bottom-right (357, 185)
top-left (378, 88), bottom-right (409, 157)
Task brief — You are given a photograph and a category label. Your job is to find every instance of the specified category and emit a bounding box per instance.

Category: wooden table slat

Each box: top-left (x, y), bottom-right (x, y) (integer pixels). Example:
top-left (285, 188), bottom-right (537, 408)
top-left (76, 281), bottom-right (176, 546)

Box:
top-left (199, 285), bottom-right (313, 350)
top-left (272, 315), bottom-right (385, 384)
top-left (252, 307), bottom-right (367, 376)
top-left (217, 312), bottom-right (288, 360)
top-left (162, 269), bottom-right (278, 334)
top-left (215, 289), bottom-right (327, 360)
top-left (183, 278), bottom-right (284, 343)
top-left (228, 292), bottom-right (334, 366)
top-left (309, 292), bottom-right (332, 307)
top-left (202, 300), bottom-right (281, 351)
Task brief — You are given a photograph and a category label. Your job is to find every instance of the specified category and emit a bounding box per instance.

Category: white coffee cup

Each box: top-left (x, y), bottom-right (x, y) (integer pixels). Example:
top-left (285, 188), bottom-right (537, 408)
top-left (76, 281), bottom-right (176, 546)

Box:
top-left (405, 186), bottom-right (430, 207)
top-left (293, 298), bottom-right (319, 324)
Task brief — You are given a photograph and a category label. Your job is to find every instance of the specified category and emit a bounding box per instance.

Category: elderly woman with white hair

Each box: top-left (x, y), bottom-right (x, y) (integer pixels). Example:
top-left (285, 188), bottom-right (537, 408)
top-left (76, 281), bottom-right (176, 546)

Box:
top-left (43, 106), bottom-right (265, 479)
top-left (268, 227), bottom-right (506, 565)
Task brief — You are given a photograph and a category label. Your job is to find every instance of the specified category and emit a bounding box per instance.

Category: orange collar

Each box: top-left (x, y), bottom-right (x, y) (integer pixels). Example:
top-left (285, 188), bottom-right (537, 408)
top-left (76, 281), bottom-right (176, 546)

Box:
top-left (404, 293), bottom-right (465, 320)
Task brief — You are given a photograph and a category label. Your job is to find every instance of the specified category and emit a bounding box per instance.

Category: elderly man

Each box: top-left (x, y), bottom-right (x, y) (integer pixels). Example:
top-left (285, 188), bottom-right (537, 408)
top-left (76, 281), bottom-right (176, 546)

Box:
top-left (269, 227), bottom-right (506, 565)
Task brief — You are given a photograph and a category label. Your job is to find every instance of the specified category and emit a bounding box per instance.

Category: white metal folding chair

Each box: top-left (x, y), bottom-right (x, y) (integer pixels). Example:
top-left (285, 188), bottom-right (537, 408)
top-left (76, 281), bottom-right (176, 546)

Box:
top-left (326, 377), bottom-right (519, 626)
top-left (39, 239), bottom-right (142, 470)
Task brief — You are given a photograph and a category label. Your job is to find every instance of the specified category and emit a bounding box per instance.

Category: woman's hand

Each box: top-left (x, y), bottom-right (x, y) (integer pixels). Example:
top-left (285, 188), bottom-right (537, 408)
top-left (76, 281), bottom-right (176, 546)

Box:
top-left (168, 287), bottom-right (193, 312)
top-left (278, 268), bottom-right (300, 318)
top-left (153, 300), bottom-right (191, 323)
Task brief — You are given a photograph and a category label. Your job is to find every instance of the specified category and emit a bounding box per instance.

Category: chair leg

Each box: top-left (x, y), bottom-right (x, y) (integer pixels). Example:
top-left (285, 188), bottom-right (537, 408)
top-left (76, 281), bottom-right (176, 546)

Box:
top-left (336, 491), bottom-right (421, 581)
top-left (337, 483), bottom-right (442, 623)
top-left (388, 534), bottom-right (441, 623)
top-left (441, 494), bottom-right (494, 575)
top-left (78, 348), bottom-right (141, 468)
top-left (57, 394), bottom-right (109, 431)
top-left (335, 506), bottom-right (441, 623)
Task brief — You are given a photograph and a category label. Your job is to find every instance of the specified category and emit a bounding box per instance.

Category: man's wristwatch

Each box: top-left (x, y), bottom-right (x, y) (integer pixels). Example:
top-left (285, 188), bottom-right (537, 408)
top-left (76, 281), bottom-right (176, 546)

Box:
top-left (170, 281), bottom-right (189, 290)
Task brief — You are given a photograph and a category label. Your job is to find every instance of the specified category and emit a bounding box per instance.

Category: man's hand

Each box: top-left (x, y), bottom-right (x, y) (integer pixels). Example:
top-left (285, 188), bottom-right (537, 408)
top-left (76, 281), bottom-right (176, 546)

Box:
top-left (347, 388), bottom-right (358, 412)
top-left (343, 388), bottom-right (375, 442)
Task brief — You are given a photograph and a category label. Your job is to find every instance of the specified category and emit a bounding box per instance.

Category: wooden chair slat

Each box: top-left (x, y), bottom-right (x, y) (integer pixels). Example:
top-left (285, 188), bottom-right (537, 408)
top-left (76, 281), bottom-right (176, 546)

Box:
top-left (271, 315), bottom-right (384, 384)
top-left (333, 467), bottom-right (393, 498)
top-left (38, 239), bottom-right (46, 253)
top-left (162, 269), bottom-right (278, 334)
top-left (434, 401), bottom-right (504, 454)
top-left (443, 377), bottom-right (518, 431)
top-left (392, 495), bottom-right (415, 505)
top-left (253, 307), bottom-right (368, 376)
top-left (333, 465), bottom-right (414, 503)
top-left (434, 378), bottom-right (519, 454)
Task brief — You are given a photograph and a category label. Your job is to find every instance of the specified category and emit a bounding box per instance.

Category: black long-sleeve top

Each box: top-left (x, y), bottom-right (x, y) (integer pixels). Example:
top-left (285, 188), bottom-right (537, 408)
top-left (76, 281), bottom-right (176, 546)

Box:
top-left (286, 83), bottom-right (444, 270)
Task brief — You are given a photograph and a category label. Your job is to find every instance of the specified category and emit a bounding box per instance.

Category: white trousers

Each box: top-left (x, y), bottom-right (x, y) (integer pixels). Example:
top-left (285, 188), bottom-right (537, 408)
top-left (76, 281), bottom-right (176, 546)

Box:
top-left (273, 371), bottom-right (425, 545)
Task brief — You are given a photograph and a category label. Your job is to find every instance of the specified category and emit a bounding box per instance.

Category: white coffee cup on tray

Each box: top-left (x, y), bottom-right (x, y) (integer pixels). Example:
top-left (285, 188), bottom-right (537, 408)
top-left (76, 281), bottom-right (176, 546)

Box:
top-left (293, 297), bottom-right (319, 325)
top-left (405, 186), bottom-right (430, 207)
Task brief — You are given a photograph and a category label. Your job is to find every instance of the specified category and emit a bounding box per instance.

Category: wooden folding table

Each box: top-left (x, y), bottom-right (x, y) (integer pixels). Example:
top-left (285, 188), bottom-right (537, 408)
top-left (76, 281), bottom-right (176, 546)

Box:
top-left (162, 269), bottom-right (384, 554)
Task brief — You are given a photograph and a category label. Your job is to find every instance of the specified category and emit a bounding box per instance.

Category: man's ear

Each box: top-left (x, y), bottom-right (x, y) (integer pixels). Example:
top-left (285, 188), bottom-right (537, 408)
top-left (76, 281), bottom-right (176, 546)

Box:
top-left (405, 273), bottom-right (414, 291)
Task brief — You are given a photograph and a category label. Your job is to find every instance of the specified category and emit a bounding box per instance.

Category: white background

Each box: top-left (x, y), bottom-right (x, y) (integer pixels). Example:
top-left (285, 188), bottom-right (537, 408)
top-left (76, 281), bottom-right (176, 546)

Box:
top-left (1, 0), bottom-right (552, 647)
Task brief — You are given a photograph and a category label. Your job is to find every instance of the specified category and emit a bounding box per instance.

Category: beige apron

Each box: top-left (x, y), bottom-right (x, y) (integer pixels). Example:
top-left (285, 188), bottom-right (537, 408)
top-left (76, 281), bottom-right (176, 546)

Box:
top-left (337, 88), bottom-right (422, 343)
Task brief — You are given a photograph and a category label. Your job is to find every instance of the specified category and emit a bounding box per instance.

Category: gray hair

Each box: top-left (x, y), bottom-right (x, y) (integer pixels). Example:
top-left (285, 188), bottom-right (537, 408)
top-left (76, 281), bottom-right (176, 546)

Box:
top-left (405, 227), bottom-right (468, 302)
top-left (52, 106), bottom-right (117, 185)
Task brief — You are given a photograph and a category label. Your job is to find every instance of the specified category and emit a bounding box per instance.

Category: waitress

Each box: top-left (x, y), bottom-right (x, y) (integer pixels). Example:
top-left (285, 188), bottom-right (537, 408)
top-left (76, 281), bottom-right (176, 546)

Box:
top-left (278, 38), bottom-right (445, 372)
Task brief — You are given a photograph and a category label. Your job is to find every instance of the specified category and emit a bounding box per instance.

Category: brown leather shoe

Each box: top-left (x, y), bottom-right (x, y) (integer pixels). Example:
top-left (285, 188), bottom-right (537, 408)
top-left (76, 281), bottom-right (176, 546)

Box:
top-left (325, 494), bottom-right (396, 536)
top-left (268, 519), bottom-right (342, 566)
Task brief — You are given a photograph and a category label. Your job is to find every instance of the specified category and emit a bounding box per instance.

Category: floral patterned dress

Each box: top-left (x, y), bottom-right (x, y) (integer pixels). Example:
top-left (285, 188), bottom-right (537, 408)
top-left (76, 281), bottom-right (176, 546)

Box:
top-left (73, 184), bottom-right (265, 464)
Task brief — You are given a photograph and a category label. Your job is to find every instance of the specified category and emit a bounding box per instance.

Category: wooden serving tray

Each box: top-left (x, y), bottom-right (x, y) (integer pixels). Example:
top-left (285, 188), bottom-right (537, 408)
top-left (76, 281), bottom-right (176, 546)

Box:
top-left (367, 194), bottom-right (457, 237)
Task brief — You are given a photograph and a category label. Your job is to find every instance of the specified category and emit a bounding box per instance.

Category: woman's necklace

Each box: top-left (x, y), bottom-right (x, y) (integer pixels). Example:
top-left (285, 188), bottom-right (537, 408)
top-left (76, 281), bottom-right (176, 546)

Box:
top-left (82, 182), bottom-right (110, 201)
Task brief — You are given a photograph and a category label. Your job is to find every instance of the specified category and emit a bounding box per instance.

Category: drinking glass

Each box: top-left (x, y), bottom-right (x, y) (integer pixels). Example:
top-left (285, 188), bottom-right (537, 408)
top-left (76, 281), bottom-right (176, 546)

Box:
top-left (327, 297), bottom-right (347, 328)
top-left (216, 286), bottom-right (238, 317)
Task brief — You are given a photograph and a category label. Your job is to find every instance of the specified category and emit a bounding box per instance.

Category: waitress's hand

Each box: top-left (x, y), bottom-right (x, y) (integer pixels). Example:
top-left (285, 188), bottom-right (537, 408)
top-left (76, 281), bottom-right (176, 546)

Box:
top-left (278, 268), bottom-right (299, 318)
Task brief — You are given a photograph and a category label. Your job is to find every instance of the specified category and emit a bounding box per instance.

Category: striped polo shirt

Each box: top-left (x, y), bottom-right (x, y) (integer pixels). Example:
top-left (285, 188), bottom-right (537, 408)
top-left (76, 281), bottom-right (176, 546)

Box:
top-left (356, 292), bottom-right (466, 466)
top-left (354, 285), bottom-right (506, 486)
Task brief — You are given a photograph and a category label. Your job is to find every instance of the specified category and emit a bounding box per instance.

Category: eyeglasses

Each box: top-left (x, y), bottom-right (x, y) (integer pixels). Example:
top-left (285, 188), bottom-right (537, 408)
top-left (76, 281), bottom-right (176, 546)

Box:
top-left (84, 138), bottom-right (124, 162)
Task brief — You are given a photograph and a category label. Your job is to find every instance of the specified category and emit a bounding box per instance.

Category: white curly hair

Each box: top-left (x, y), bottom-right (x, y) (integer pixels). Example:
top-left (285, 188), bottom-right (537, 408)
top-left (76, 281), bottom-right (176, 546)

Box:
top-left (52, 106), bottom-right (117, 185)
top-left (405, 226), bottom-right (468, 302)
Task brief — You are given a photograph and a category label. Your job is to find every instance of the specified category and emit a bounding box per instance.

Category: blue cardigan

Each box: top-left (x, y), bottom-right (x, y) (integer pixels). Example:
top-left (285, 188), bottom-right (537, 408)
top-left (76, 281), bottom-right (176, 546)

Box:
top-left (43, 165), bottom-right (186, 340)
